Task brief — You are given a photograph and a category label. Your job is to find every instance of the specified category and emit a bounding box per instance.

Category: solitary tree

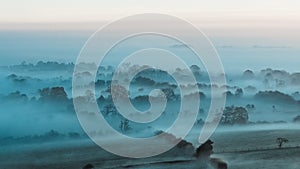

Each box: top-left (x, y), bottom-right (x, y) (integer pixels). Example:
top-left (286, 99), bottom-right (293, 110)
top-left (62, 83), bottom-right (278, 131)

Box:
top-left (119, 119), bottom-right (131, 133)
top-left (277, 137), bottom-right (288, 148)
top-left (235, 88), bottom-right (243, 97)
top-left (103, 104), bottom-right (115, 116)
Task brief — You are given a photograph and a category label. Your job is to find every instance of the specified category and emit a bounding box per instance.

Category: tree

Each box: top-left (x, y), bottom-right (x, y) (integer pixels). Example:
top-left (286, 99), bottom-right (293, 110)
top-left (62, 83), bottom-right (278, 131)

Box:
top-left (39, 87), bottom-right (68, 101)
top-left (235, 88), bottom-right (243, 97)
top-left (293, 115), bottom-right (300, 122)
top-left (246, 104), bottom-right (255, 113)
top-left (5, 91), bottom-right (28, 102)
top-left (277, 137), bottom-right (288, 148)
top-left (195, 118), bottom-right (204, 127)
top-left (244, 85), bottom-right (257, 93)
top-left (221, 106), bottom-right (248, 125)
top-left (68, 132), bottom-right (81, 138)
top-left (103, 104), bottom-right (116, 116)
top-left (44, 130), bottom-right (64, 138)
top-left (243, 69), bottom-right (255, 79)
top-left (222, 91), bottom-right (233, 98)
top-left (162, 88), bottom-right (177, 100)
top-left (254, 90), bottom-right (296, 104)
top-left (119, 119), bottom-right (131, 133)
top-left (84, 90), bottom-right (95, 102)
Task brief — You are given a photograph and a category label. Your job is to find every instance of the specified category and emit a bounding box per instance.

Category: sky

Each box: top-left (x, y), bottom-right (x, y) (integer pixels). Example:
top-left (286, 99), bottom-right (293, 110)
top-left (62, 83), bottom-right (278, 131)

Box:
top-left (0, 0), bottom-right (300, 23)
top-left (0, 0), bottom-right (299, 72)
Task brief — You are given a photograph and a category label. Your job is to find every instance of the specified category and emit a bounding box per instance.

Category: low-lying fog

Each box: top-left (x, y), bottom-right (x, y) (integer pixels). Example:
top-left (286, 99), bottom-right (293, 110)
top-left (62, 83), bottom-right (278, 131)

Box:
top-left (0, 61), bottom-right (300, 142)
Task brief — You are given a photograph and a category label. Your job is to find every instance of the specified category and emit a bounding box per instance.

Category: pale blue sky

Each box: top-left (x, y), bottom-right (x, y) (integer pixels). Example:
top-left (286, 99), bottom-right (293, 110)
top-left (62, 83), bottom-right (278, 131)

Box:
top-left (0, 0), bottom-right (299, 72)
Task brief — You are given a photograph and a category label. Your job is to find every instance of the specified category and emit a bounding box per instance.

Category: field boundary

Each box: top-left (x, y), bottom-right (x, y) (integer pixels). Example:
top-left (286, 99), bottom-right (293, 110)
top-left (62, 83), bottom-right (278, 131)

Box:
top-left (214, 145), bottom-right (300, 154)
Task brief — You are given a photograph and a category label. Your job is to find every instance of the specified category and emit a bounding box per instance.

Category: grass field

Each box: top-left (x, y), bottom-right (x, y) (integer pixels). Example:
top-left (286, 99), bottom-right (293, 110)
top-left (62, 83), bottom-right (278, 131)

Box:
top-left (1, 127), bottom-right (299, 169)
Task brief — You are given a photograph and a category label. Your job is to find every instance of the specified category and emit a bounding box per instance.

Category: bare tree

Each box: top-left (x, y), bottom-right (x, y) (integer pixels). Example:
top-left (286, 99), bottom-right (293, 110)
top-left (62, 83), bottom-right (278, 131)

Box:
top-left (119, 119), bottom-right (131, 133)
top-left (277, 137), bottom-right (288, 148)
top-left (103, 104), bottom-right (115, 116)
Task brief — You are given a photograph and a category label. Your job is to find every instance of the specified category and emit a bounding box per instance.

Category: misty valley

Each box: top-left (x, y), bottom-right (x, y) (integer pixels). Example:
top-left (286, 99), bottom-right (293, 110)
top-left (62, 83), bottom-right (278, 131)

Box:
top-left (1, 61), bottom-right (300, 169)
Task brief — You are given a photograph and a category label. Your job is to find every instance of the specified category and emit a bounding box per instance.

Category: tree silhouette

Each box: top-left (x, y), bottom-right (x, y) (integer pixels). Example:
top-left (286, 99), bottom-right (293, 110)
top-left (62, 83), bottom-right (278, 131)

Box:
top-left (293, 115), bottom-right (300, 122)
top-left (119, 119), bottom-right (131, 133)
top-left (221, 106), bottom-right (248, 125)
top-left (246, 104), bottom-right (256, 113)
top-left (103, 104), bottom-right (116, 116)
top-left (277, 137), bottom-right (288, 148)
top-left (235, 88), bottom-right (243, 97)
top-left (39, 87), bottom-right (68, 101)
